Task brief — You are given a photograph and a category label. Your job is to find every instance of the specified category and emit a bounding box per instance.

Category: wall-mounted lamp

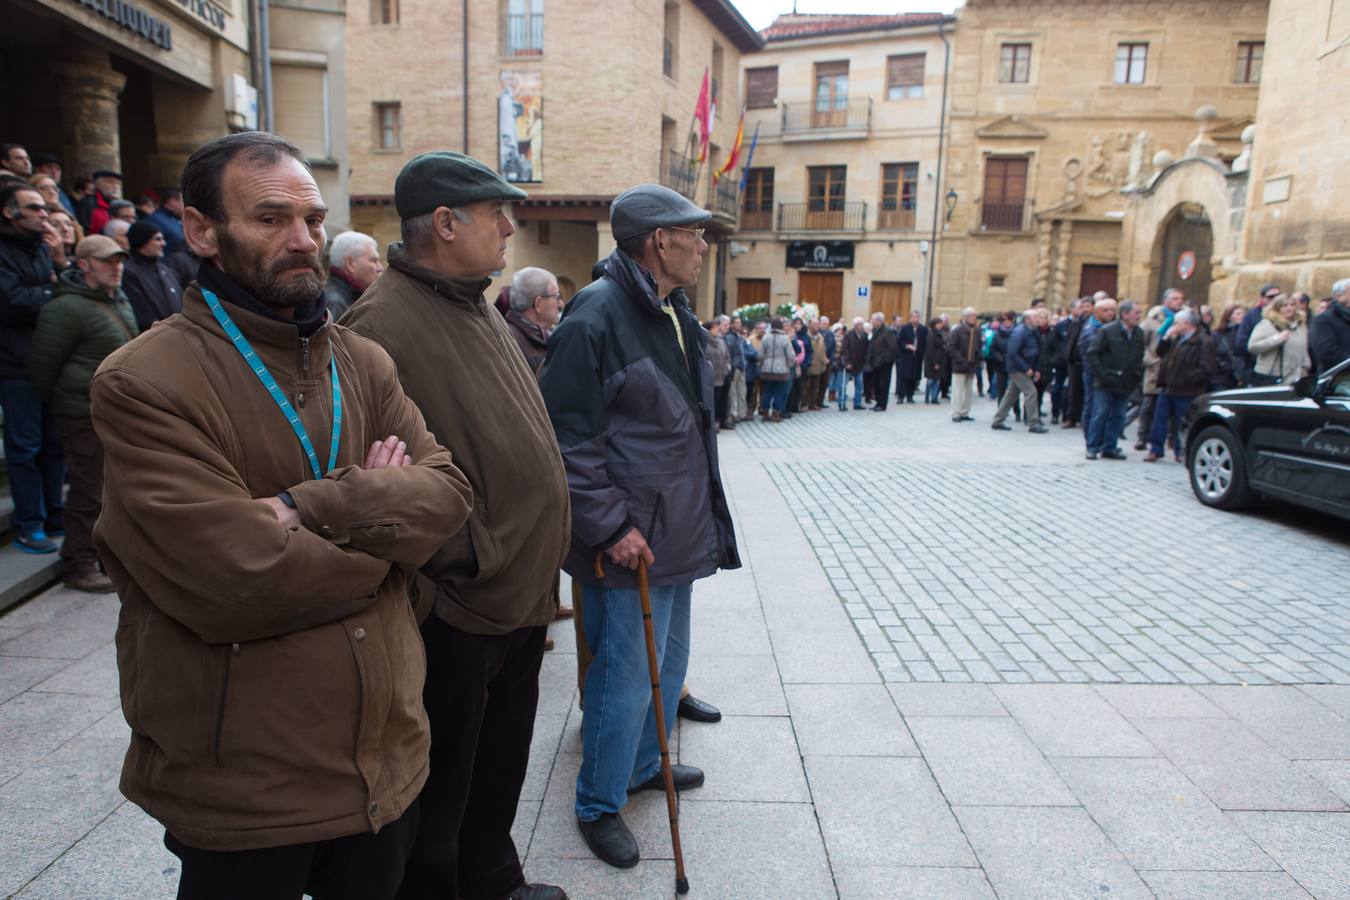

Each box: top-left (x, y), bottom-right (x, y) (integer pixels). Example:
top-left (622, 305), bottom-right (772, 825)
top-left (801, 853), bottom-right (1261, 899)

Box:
top-left (944, 189), bottom-right (958, 223)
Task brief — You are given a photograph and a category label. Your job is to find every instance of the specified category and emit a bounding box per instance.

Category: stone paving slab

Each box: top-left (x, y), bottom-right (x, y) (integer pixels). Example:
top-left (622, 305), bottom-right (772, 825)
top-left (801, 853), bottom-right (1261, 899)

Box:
top-left (1138, 869), bottom-right (1315, 900)
top-left (833, 864), bottom-right (996, 899)
top-left (992, 683), bottom-right (1158, 757)
top-left (1227, 811), bottom-right (1350, 899)
top-left (907, 716), bottom-right (1078, 806)
top-left (784, 683), bottom-right (917, 757)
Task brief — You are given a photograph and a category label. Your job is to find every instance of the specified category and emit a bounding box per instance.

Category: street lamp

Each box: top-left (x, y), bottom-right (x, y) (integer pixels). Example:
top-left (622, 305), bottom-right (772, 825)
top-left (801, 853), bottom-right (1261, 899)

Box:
top-left (944, 189), bottom-right (958, 223)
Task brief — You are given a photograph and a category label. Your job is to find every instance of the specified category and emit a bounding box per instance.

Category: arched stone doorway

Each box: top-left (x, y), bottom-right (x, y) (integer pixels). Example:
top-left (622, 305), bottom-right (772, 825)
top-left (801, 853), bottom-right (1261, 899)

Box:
top-left (1153, 203), bottom-right (1214, 305)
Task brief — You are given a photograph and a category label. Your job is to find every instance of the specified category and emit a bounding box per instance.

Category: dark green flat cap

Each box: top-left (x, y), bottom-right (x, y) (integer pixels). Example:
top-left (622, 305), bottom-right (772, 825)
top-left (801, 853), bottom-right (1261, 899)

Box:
top-left (394, 151), bottom-right (527, 218)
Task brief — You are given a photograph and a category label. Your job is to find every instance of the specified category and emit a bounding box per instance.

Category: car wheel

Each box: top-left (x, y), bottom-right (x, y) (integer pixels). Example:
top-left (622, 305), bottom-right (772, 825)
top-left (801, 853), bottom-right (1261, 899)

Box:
top-left (1189, 426), bottom-right (1253, 510)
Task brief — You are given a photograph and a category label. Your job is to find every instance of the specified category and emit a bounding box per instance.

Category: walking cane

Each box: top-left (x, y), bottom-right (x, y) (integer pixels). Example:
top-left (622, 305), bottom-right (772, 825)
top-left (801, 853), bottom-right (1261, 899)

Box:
top-left (594, 554), bottom-right (690, 894)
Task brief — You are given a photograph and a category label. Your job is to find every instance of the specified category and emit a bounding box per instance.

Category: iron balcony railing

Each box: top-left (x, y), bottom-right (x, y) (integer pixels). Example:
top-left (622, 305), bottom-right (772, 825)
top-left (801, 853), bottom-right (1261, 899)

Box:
top-left (709, 176), bottom-right (739, 220)
top-left (782, 97), bottom-right (872, 134)
top-left (980, 202), bottom-right (1026, 232)
top-left (504, 13), bottom-right (543, 55)
top-left (777, 201), bottom-right (867, 232)
top-left (662, 149), bottom-right (698, 200)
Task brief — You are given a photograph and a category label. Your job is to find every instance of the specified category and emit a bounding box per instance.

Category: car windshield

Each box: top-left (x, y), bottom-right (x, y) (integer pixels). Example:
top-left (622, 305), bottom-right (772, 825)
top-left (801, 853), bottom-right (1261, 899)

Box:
top-left (1331, 369), bottom-right (1350, 400)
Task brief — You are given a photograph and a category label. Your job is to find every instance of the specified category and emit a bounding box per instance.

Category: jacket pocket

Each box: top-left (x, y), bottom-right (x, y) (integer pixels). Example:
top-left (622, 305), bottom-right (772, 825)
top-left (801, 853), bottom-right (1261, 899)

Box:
top-left (213, 642), bottom-right (239, 766)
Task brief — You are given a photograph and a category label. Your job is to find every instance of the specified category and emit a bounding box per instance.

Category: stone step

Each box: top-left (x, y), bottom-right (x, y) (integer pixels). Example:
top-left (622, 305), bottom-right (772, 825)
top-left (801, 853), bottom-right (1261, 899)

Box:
top-left (0, 535), bottom-right (61, 615)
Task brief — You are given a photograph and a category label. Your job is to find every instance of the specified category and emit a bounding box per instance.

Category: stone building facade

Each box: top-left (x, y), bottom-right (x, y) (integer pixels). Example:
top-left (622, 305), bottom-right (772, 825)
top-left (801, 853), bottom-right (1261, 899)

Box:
top-left (723, 12), bottom-right (955, 324)
top-left (0, 0), bottom-right (349, 224)
top-left (345, 0), bottom-right (760, 318)
top-left (933, 0), bottom-right (1269, 315)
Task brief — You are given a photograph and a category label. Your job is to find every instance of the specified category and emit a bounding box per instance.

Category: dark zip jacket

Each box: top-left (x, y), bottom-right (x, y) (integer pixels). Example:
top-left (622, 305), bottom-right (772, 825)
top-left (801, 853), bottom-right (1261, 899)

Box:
top-left (539, 248), bottom-right (740, 589)
top-left (0, 219), bottom-right (55, 379)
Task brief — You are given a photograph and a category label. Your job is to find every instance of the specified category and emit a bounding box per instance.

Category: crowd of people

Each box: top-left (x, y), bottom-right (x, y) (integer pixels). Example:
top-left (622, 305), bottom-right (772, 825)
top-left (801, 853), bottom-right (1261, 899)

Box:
top-left (707, 279), bottom-right (1350, 465)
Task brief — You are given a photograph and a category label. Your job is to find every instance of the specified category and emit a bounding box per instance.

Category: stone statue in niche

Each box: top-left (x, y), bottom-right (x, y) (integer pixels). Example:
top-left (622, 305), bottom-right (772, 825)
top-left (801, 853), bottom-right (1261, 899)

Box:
top-left (1085, 132), bottom-right (1133, 196)
top-left (1062, 157), bottom-right (1083, 202)
top-left (1126, 131), bottom-right (1154, 188)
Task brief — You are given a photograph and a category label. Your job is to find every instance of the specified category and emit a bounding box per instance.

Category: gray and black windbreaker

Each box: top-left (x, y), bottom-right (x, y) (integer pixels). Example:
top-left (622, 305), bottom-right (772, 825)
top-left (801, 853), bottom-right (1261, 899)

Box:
top-left (539, 249), bottom-right (741, 589)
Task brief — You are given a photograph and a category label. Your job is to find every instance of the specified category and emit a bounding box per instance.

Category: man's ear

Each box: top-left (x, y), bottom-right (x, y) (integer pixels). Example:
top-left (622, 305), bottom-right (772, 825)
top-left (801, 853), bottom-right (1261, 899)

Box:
top-left (433, 207), bottom-right (457, 244)
top-left (183, 207), bottom-right (218, 258)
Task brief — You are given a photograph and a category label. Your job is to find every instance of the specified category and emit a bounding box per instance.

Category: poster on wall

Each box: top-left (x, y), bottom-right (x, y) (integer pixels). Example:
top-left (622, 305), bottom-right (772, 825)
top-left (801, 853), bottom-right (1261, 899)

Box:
top-left (498, 70), bottom-right (542, 183)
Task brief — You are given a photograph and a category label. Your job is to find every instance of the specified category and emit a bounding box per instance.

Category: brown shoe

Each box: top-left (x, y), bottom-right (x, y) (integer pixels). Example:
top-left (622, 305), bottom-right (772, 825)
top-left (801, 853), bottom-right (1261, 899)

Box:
top-left (555, 605), bottom-right (574, 621)
top-left (64, 571), bottom-right (115, 593)
top-left (544, 636), bottom-right (555, 652)
top-left (1143, 453), bottom-right (1161, 463)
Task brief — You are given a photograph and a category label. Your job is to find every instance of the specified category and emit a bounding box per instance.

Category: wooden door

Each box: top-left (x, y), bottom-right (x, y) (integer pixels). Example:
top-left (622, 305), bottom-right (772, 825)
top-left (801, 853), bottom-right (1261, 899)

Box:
top-left (981, 157), bottom-right (1027, 231)
top-left (737, 278), bottom-right (770, 309)
top-left (813, 61), bottom-right (849, 128)
top-left (1077, 264), bottom-right (1118, 300)
top-left (872, 281), bottom-right (912, 321)
top-left (798, 271), bottom-right (843, 322)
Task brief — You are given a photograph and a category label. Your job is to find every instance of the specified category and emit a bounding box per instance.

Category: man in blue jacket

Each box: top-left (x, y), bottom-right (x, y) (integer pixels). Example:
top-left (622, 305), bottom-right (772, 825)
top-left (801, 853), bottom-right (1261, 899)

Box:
top-left (539, 184), bottom-right (740, 871)
top-left (991, 307), bottom-right (1049, 433)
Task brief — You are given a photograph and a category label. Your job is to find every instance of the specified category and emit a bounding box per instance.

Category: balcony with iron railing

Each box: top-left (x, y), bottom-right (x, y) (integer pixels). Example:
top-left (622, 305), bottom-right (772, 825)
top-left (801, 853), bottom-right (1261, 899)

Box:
top-left (781, 98), bottom-right (872, 139)
top-left (504, 13), bottom-right (544, 55)
top-left (980, 202), bottom-right (1027, 232)
top-left (708, 176), bottom-right (739, 223)
top-left (777, 201), bottom-right (867, 233)
top-left (662, 148), bottom-right (698, 200)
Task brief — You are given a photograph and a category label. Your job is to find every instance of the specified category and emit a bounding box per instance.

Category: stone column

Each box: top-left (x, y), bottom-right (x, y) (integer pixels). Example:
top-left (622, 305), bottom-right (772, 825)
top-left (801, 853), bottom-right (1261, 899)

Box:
top-left (1053, 221), bottom-right (1074, 306)
top-left (54, 46), bottom-right (126, 179)
top-left (1033, 220), bottom-right (1053, 299)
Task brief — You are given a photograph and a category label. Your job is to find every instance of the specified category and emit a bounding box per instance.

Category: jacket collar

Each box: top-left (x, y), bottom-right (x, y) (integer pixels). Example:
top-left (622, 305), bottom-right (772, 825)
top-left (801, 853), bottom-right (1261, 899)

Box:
top-left (505, 308), bottom-right (549, 347)
top-left (54, 266), bottom-right (128, 304)
top-left (386, 242), bottom-right (492, 307)
top-left (601, 248), bottom-right (691, 316)
top-left (198, 262), bottom-right (326, 337)
top-left (0, 217), bottom-right (42, 248)
top-left (183, 279), bottom-right (334, 379)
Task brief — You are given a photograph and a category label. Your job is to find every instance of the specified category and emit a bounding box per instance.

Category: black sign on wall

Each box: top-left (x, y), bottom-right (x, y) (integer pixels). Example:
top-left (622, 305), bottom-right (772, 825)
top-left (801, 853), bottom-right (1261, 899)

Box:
top-left (786, 241), bottom-right (855, 269)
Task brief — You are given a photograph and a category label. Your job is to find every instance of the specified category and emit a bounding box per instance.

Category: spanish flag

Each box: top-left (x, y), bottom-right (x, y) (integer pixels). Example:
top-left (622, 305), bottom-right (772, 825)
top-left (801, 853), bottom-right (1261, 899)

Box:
top-left (712, 110), bottom-right (746, 184)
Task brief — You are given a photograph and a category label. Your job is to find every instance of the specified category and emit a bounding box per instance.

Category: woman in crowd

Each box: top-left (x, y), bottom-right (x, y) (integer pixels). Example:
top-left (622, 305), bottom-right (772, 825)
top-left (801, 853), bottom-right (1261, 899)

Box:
top-left (1248, 294), bottom-right (1311, 385)
top-left (45, 209), bottom-right (81, 262)
top-left (923, 317), bottom-right (948, 404)
top-left (757, 316), bottom-right (795, 422)
top-left (705, 319), bottom-right (732, 429)
top-left (1210, 303), bottom-right (1246, 390)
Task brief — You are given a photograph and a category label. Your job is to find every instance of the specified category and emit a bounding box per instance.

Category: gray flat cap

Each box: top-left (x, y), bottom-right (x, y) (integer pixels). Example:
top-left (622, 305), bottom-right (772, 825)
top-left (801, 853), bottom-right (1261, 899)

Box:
top-left (610, 184), bottom-right (710, 242)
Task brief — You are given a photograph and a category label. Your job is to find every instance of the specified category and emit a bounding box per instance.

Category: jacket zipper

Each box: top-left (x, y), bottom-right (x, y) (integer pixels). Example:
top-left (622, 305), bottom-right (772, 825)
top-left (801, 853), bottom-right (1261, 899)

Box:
top-left (213, 642), bottom-right (240, 766)
top-left (300, 337), bottom-right (311, 377)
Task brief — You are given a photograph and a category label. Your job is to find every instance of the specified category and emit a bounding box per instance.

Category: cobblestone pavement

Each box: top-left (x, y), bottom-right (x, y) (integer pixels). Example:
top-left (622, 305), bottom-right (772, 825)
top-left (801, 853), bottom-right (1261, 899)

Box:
top-left (2, 396), bottom-right (1348, 898)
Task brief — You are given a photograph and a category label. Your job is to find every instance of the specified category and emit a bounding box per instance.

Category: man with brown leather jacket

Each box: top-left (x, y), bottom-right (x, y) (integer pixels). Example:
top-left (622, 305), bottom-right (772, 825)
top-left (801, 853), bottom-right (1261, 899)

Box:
top-left (91, 133), bottom-right (474, 900)
top-left (946, 306), bottom-right (982, 422)
top-left (341, 151), bottom-right (571, 900)
top-left (1145, 308), bottom-right (1216, 463)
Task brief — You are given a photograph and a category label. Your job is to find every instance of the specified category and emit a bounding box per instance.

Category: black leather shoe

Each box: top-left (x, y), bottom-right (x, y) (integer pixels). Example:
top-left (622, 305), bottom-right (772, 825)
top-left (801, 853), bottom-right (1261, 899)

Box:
top-left (628, 764), bottom-right (705, 795)
top-left (577, 813), bottom-right (639, 869)
top-left (1101, 449), bottom-right (1128, 460)
top-left (1028, 425), bottom-right (1049, 434)
top-left (991, 422), bottom-right (1012, 431)
top-left (678, 694), bottom-right (722, 723)
top-left (501, 884), bottom-right (569, 900)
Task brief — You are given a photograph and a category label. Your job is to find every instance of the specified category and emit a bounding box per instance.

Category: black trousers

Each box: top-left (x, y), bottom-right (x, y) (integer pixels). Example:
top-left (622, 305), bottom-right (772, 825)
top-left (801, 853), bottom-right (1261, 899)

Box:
top-left (872, 366), bottom-right (893, 409)
top-left (54, 415), bottom-right (103, 577)
top-left (714, 381), bottom-right (730, 424)
top-left (1065, 362), bottom-right (1084, 422)
top-left (166, 802), bottom-right (418, 900)
top-left (398, 617), bottom-right (546, 900)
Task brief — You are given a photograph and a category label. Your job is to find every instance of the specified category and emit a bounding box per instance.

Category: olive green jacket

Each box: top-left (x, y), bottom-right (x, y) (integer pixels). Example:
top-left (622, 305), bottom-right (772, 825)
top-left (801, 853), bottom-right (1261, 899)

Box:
top-left (27, 269), bottom-right (140, 417)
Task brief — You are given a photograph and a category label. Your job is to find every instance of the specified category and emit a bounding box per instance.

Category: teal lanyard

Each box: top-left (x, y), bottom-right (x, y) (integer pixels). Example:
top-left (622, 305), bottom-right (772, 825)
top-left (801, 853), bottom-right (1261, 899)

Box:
top-left (202, 288), bottom-right (342, 480)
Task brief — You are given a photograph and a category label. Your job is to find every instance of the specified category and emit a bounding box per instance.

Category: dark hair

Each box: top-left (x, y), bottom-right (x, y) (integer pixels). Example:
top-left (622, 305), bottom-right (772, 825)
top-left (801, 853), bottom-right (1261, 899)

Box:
top-left (74, 175), bottom-right (92, 193)
top-left (160, 187), bottom-right (182, 201)
top-left (181, 132), bottom-right (308, 222)
top-left (617, 230), bottom-right (652, 258)
top-left (0, 180), bottom-right (35, 211)
top-left (1, 143), bottom-right (24, 161)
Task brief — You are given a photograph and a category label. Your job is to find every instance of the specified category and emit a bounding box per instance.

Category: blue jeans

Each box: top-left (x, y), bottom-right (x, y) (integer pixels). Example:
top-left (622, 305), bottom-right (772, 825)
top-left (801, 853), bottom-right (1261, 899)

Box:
top-left (0, 379), bottom-right (65, 534)
top-left (828, 368), bottom-right (845, 409)
top-left (1080, 369), bottom-right (1098, 445)
top-left (760, 379), bottom-right (789, 413)
top-left (1149, 393), bottom-right (1192, 457)
top-left (576, 581), bottom-right (691, 822)
top-left (925, 377), bottom-right (942, 403)
top-left (845, 371), bottom-right (865, 408)
top-left (1087, 388), bottom-right (1128, 454)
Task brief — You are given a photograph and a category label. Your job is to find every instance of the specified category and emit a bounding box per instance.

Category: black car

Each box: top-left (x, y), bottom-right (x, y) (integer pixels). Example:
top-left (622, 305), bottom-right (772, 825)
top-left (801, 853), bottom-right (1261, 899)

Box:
top-left (1185, 359), bottom-right (1350, 520)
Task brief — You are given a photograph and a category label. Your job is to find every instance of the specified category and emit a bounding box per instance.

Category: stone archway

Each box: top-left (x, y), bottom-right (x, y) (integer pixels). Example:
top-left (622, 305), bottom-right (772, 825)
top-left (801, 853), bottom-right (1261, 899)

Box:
top-left (1153, 203), bottom-right (1214, 305)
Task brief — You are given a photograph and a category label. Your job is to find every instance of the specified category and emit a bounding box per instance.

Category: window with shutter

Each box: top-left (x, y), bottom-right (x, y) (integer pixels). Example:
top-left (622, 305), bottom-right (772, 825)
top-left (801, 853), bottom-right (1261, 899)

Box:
top-left (981, 158), bottom-right (1027, 231)
top-left (272, 64), bottom-right (329, 159)
top-left (886, 54), bottom-right (925, 100)
top-left (746, 67), bottom-right (778, 109)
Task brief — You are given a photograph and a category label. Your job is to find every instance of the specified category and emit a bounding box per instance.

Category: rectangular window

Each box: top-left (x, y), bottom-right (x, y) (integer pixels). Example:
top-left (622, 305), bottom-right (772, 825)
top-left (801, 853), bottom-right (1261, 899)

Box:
top-left (999, 43), bottom-right (1031, 83)
top-left (273, 64), bottom-right (330, 159)
top-left (663, 2), bottom-right (678, 78)
top-left (374, 102), bottom-right (401, 150)
top-left (990, 274), bottom-right (1006, 288)
top-left (746, 66), bottom-right (778, 109)
top-left (1235, 41), bottom-right (1263, 83)
top-left (370, 0), bottom-right (397, 25)
top-left (741, 167), bottom-right (774, 229)
top-left (503, 0), bottom-right (544, 56)
top-left (886, 54), bottom-right (925, 100)
top-left (1114, 42), bottom-right (1148, 84)
top-left (813, 61), bottom-right (849, 128)
top-left (806, 165), bottom-right (846, 229)
top-left (981, 157), bottom-right (1027, 231)
top-left (711, 41), bottom-right (724, 112)
top-left (879, 163), bottom-right (918, 229)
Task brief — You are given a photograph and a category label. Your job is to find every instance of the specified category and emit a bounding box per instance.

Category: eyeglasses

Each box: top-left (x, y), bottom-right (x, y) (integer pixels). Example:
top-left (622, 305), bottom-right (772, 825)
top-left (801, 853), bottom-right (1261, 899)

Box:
top-left (20, 203), bottom-right (49, 213)
top-left (538, 291), bottom-right (562, 300)
top-left (667, 226), bottom-right (706, 241)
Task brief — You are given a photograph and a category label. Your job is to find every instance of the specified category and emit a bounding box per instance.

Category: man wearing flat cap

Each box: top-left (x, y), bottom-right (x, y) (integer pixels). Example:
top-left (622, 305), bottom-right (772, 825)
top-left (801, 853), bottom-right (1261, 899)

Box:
top-left (341, 151), bottom-right (571, 900)
top-left (78, 169), bottom-right (123, 235)
top-left (538, 184), bottom-right (740, 869)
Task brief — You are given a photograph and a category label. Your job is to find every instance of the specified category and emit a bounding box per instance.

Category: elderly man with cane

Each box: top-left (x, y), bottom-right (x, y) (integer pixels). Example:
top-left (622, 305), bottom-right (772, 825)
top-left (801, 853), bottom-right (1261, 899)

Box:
top-left (539, 184), bottom-right (740, 881)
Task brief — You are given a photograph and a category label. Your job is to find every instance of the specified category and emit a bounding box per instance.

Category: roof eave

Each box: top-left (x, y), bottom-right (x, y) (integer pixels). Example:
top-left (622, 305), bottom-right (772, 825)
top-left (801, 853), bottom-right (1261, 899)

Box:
top-left (690, 0), bottom-right (766, 53)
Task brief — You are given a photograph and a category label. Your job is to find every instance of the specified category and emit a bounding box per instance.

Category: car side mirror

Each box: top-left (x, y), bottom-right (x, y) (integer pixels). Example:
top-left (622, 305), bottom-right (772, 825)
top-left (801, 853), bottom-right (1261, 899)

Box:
top-left (1292, 374), bottom-right (1319, 400)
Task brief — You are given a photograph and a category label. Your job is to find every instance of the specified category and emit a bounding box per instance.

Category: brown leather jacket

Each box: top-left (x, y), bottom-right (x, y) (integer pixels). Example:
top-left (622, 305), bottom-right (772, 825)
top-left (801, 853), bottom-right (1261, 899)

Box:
top-left (92, 284), bottom-right (473, 851)
top-left (342, 246), bottom-right (571, 635)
